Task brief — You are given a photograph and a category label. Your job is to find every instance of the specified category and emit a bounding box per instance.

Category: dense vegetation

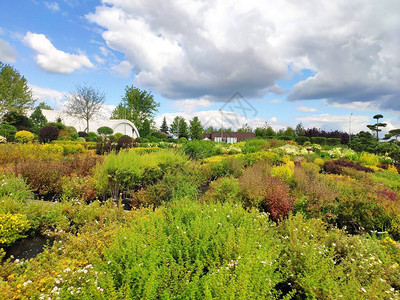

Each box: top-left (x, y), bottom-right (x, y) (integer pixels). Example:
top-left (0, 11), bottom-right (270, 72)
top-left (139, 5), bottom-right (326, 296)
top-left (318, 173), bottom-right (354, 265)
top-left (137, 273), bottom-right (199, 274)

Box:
top-left (0, 138), bottom-right (400, 299)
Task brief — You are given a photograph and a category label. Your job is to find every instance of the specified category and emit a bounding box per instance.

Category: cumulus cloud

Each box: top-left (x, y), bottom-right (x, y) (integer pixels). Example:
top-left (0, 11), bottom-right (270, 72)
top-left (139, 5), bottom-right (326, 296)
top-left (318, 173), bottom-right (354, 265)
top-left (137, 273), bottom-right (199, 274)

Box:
top-left (111, 60), bottom-right (133, 77)
top-left (85, 0), bottom-right (400, 112)
top-left (173, 98), bottom-right (212, 114)
top-left (29, 84), bottom-right (65, 109)
top-left (0, 39), bottom-right (17, 62)
top-left (297, 106), bottom-right (318, 112)
top-left (23, 32), bottom-right (93, 74)
top-left (296, 114), bottom-right (371, 133)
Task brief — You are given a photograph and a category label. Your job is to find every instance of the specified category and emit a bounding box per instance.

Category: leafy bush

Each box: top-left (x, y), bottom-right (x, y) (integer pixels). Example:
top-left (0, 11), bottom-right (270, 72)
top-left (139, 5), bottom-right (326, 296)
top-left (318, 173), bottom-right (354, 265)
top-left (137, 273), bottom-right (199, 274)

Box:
top-left (201, 177), bottom-right (242, 204)
top-left (294, 136), bottom-right (310, 145)
top-left (117, 135), bottom-right (134, 150)
top-left (0, 174), bottom-right (33, 201)
top-left (99, 200), bottom-right (287, 299)
top-left (311, 137), bottom-right (327, 145)
top-left (15, 130), bottom-right (34, 143)
top-left (0, 124), bottom-right (17, 142)
top-left (87, 132), bottom-right (98, 142)
top-left (97, 126), bottom-right (114, 136)
top-left (271, 161), bottom-right (295, 183)
top-left (0, 213), bottom-right (30, 245)
top-left (39, 126), bottom-right (59, 143)
top-left (326, 137), bottom-right (341, 146)
top-left (182, 140), bottom-right (220, 159)
top-left (94, 149), bottom-right (187, 199)
top-left (359, 152), bottom-right (380, 166)
top-left (323, 159), bottom-right (374, 175)
top-left (242, 139), bottom-right (269, 154)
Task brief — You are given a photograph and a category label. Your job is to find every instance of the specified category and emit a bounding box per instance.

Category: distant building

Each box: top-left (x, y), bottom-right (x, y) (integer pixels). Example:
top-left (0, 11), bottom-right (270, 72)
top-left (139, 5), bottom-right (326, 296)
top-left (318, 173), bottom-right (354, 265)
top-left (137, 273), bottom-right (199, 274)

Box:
top-left (28, 109), bottom-right (140, 138)
top-left (202, 132), bottom-right (255, 143)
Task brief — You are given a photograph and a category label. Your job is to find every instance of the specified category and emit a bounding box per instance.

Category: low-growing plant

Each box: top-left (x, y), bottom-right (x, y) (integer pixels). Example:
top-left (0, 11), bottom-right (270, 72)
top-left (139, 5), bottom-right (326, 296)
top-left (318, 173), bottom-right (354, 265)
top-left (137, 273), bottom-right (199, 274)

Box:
top-left (182, 140), bottom-right (221, 159)
top-left (0, 213), bottom-right (30, 245)
top-left (201, 177), bottom-right (242, 204)
top-left (15, 130), bottom-right (34, 143)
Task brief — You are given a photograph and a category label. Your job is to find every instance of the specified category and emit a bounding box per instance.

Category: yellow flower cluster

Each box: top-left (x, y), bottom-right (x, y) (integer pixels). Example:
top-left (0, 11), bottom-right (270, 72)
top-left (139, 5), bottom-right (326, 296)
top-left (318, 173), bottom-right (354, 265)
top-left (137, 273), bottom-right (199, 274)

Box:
top-left (0, 213), bottom-right (30, 245)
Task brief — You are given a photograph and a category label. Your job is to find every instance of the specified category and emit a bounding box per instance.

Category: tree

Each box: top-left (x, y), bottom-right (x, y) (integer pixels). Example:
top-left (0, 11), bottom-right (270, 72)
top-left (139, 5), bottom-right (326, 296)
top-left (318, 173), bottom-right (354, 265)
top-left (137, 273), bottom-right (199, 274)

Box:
top-left (170, 116), bottom-right (189, 138)
top-left (97, 126), bottom-right (114, 136)
top-left (384, 129), bottom-right (400, 141)
top-left (0, 62), bottom-right (35, 116)
top-left (36, 102), bottom-right (52, 110)
top-left (65, 83), bottom-right (105, 132)
top-left (160, 117), bottom-right (169, 134)
top-left (238, 123), bottom-right (253, 133)
top-left (295, 123), bottom-right (306, 136)
top-left (189, 116), bottom-right (203, 140)
top-left (30, 106), bottom-right (48, 133)
top-left (2, 111), bottom-right (32, 130)
top-left (367, 114), bottom-right (387, 141)
top-left (141, 119), bottom-right (151, 137)
top-left (111, 86), bottom-right (159, 137)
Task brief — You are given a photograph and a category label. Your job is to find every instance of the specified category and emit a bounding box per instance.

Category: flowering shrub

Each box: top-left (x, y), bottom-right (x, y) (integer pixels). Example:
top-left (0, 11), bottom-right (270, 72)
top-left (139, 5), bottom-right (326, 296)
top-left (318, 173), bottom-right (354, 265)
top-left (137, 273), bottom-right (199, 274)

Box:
top-left (359, 152), bottom-right (380, 166)
top-left (0, 213), bottom-right (30, 245)
top-left (201, 177), bottom-right (242, 204)
top-left (15, 130), bottom-right (34, 143)
top-left (0, 135), bottom-right (6, 143)
top-left (271, 161), bottom-right (295, 183)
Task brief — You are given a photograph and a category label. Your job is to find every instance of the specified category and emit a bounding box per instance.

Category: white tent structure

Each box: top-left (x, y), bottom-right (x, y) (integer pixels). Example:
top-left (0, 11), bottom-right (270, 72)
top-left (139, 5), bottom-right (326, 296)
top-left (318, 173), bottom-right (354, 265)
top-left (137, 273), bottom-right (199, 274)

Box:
top-left (29, 109), bottom-right (140, 138)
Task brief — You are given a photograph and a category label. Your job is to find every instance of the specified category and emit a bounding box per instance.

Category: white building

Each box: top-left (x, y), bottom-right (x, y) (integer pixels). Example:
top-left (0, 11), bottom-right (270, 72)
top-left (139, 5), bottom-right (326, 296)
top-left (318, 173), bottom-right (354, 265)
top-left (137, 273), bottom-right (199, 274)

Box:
top-left (28, 109), bottom-right (140, 138)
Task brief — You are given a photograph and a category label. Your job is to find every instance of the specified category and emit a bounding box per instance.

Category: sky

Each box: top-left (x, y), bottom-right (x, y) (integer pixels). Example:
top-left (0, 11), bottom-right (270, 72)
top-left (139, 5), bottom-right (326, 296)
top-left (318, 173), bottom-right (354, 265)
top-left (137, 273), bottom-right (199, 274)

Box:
top-left (0, 0), bottom-right (399, 134)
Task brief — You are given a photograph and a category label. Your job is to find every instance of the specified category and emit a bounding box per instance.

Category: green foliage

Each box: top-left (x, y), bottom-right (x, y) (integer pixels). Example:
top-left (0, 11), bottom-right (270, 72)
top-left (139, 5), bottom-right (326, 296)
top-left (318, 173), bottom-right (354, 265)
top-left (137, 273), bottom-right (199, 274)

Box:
top-left (255, 125), bottom-right (276, 138)
top-left (87, 131), bottom-right (98, 142)
top-left (2, 111), bottom-right (33, 129)
top-left (189, 116), bottom-right (204, 140)
top-left (182, 140), bottom-right (221, 159)
top-left (97, 126), bottom-right (114, 136)
top-left (140, 118), bottom-right (151, 137)
top-left (359, 152), bottom-right (380, 166)
top-left (0, 174), bottom-right (33, 202)
top-left (326, 137), bottom-right (341, 146)
top-left (94, 149), bottom-right (188, 199)
top-left (242, 139), bottom-right (269, 154)
top-left (15, 130), bottom-right (34, 143)
top-left (0, 62), bottom-right (35, 114)
top-left (29, 107), bottom-right (47, 133)
top-left (99, 200), bottom-right (287, 299)
top-left (310, 137), bottom-right (327, 145)
top-left (160, 116), bottom-right (168, 133)
top-left (202, 177), bottom-right (242, 204)
top-left (111, 85), bottom-right (159, 136)
top-left (170, 116), bottom-right (189, 138)
top-left (0, 123), bottom-right (17, 142)
top-left (294, 136), bottom-right (310, 145)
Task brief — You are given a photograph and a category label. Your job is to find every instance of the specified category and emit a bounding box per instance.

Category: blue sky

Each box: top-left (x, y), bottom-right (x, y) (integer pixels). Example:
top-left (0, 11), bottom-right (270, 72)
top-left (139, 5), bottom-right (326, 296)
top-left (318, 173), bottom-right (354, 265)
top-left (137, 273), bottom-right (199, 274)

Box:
top-left (1, 0), bottom-right (399, 133)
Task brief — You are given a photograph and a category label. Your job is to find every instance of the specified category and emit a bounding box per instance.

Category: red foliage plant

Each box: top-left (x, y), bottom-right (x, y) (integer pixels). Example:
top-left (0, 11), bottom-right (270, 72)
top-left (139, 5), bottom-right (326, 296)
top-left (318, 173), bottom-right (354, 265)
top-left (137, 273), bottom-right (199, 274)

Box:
top-left (239, 161), bottom-right (294, 221)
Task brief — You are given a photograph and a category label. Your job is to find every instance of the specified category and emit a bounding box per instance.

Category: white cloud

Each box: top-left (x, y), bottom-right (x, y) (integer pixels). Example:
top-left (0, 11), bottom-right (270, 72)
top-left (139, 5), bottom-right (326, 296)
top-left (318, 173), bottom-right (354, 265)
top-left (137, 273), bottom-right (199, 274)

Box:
top-left (297, 114), bottom-right (371, 133)
top-left (29, 84), bottom-right (65, 109)
top-left (269, 98), bottom-right (282, 104)
top-left (325, 100), bottom-right (378, 112)
top-left (297, 106), bottom-right (318, 112)
top-left (0, 39), bottom-right (17, 62)
top-left (85, 0), bottom-right (400, 111)
top-left (173, 98), bottom-right (212, 114)
top-left (23, 32), bottom-right (93, 74)
top-left (94, 54), bottom-right (105, 64)
top-left (44, 2), bottom-right (60, 12)
top-left (111, 60), bottom-right (133, 77)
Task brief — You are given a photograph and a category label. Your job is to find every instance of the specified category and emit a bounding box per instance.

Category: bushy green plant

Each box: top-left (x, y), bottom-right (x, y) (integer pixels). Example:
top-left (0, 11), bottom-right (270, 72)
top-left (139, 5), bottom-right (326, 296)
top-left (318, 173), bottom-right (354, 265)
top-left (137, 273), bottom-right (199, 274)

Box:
top-left (0, 124), bottom-right (17, 142)
top-left (359, 152), bottom-right (380, 166)
top-left (242, 139), bottom-right (269, 154)
top-left (0, 213), bottom-right (30, 245)
top-left (15, 130), bottom-right (34, 143)
top-left (202, 177), bottom-right (242, 204)
top-left (0, 174), bottom-right (33, 202)
top-left (182, 140), bottom-right (221, 159)
top-left (98, 200), bottom-right (287, 299)
top-left (95, 149), bottom-right (188, 199)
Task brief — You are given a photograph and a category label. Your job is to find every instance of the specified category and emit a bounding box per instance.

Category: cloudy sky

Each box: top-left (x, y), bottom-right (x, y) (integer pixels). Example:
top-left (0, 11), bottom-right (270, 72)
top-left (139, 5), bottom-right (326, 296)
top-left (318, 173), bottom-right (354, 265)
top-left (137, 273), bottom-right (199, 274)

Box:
top-left (1, 0), bottom-right (399, 133)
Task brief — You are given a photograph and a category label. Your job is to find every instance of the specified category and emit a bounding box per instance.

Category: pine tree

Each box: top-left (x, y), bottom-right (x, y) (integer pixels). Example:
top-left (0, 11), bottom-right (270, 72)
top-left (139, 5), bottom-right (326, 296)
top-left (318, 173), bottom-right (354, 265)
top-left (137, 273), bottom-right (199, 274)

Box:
top-left (160, 117), bottom-right (169, 133)
top-left (189, 116), bottom-right (204, 140)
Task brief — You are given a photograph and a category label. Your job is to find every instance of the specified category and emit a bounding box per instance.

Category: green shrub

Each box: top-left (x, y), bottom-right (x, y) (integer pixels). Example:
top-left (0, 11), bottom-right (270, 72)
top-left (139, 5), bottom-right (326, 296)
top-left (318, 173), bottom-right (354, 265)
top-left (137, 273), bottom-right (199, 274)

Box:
top-left (0, 124), bottom-right (17, 142)
top-left (202, 177), bottom-right (242, 204)
top-left (358, 152), bottom-right (380, 166)
top-left (0, 174), bottom-right (33, 202)
top-left (182, 140), bottom-right (221, 159)
top-left (99, 200), bottom-right (287, 299)
top-left (94, 149), bottom-right (188, 199)
top-left (242, 139), bottom-right (269, 154)
top-left (326, 137), bottom-right (341, 146)
top-left (295, 136), bottom-right (310, 145)
top-left (311, 137), bottom-right (327, 145)
top-left (97, 126), bottom-right (114, 136)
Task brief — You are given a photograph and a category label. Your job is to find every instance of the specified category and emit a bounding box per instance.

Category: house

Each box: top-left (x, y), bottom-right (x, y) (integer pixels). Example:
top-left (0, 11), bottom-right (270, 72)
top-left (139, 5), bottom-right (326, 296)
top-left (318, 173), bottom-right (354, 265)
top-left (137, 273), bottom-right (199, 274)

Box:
top-left (28, 109), bottom-right (140, 138)
top-left (202, 132), bottom-right (255, 143)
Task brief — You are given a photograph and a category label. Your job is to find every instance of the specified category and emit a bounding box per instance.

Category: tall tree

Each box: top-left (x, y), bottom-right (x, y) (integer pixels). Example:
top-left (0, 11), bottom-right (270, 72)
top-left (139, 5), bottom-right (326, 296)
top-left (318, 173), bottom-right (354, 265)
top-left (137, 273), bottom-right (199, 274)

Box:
top-left (170, 116), bottom-right (188, 138)
top-left (111, 86), bottom-right (159, 137)
top-left (367, 114), bottom-right (387, 141)
top-left (65, 83), bottom-right (105, 132)
top-left (384, 129), bottom-right (400, 141)
top-left (295, 123), bottom-right (306, 136)
top-left (189, 116), bottom-right (203, 140)
top-left (0, 62), bottom-right (35, 116)
top-left (160, 116), bottom-right (169, 134)
top-left (30, 106), bottom-right (48, 133)
top-left (141, 119), bottom-right (151, 137)
top-left (37, 102), bottom-right (52, 110)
